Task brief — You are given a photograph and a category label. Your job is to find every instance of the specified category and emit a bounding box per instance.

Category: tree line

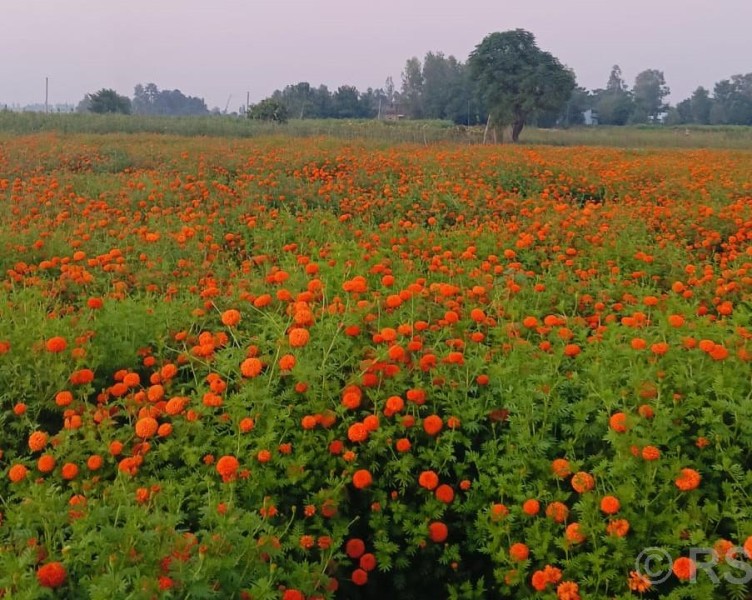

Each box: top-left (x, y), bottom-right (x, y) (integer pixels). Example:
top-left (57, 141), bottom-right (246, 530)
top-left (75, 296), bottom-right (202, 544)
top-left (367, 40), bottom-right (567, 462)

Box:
top-left (78, 84), bottom-right (209, 116)
top-left (250, 32), bottom-right (752, 131)
top-left (78, 29), bottom-right (752, 141)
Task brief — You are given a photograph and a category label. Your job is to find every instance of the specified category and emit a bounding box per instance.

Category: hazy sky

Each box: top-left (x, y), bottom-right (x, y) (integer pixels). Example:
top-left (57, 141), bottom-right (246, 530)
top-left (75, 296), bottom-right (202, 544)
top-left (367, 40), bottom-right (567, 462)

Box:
top-left (2, 0), bottom-right (751, 109)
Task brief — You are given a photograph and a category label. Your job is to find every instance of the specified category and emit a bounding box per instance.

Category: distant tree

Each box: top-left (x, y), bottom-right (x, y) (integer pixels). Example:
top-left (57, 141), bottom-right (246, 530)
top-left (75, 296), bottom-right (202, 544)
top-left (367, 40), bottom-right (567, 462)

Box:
top-left (401, 57), bottom-right (424, 119)
top-left (383, 76), bottom-right (396, 107)
top-left (247, 98), bottom-right (288, 123)
top-left (75, 97), bottom-right (92, 113)
top-left (689, 86), bottom-right (712, 124)
top-left (312, 85), bottom-right (334, 118)
top-left (132, 83), bottom-right (208, 116)
top-left (606, 65), bottom-right (628, 93)
top-left (564, 86), bottom-right (591, 126)
top-left (420, 52), bottom-right (456, 119)
top-left (536, 85), bottom-right (591, 128)
top-left (358, 87), bottom-right (382, 119)
top-left (332, 85), bottom-right (368, 118)
top-left (631, 69), bottom-right (670, 123)
top-left (711, 75), bottom-right (752, 125)
top-left (84, 89), bottom-right (131, 114)
top-left (468, 29), bottom-right (575, 142)
top-left (593, 65), bottom-right (633, 125)
top-left (674, 98), bottom-right (693, 124)
top-left (272, 82), bottom-right (317, 119)
top-left (663, 107), bottom-right (682, 126)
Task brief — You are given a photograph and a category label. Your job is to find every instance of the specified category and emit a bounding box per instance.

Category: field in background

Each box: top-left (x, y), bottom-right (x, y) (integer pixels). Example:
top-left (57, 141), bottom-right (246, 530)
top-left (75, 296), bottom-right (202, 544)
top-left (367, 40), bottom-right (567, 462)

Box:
top-left (0, 133), bottom-right (751, 598)
top-left (3, 111), bottom-right (752, 149)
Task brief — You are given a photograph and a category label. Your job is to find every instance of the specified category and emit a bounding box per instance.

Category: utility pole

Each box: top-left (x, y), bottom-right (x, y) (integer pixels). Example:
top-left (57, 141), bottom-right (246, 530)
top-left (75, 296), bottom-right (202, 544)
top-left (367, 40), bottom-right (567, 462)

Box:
top-left (45, 77), bottom-right (49, 114)
top-left (246, 91), bottom-right (250, 113)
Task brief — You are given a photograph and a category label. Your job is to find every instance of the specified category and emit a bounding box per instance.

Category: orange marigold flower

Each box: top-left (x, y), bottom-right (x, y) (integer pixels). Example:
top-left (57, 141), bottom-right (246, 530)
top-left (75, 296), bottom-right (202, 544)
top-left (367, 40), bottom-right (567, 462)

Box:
top-left (135, 417), bottom-right (158, 439)
top-left (713, 539), bottom-right (735, 563)
top-left (359, 552), bottom-right (377, 571)
top-left (69, 368), bottom-right (94, 385)
top-left (551, 458), bottom-right (571, 478)
top-left (546, 501), bottom-right (569, 523)
top-left (638, 404), bottom-right (655, 419)
top-left (509, 542), bottom-right (529, 561)
top-left (216, 455), bottom-right (239, 480)
top-left (363, 414), bottom-right (379, 431)
top-left (609, 412), bottom-right (628, 433)
top-left (423, 415), bottom-right (443, 436)
top-left (435, 484), bottom-right (454, 504)
top-left (490, 503), bottom-right (509, 521)
top-left (600, 495), bottom-right (620, 514)
top-left (557, 581), bottom-right (580, 600)
top-left (668, 314), bottom-right (685, 327)
top-left (37, 562), bottom-right (67, 588)
top-left (165, 396), bottom-right (188, 415)
top-left (606, 519), bottom-right (630, 537)
top-left (288, 328), bottom-right (310, 348)
top-left (544, 565), bottom-right (562, 585)
top-left (642, 445), bottom-right (661, 461)
top-left (532, 570), bottom-right (548, 591)
top-left (345, 538), bottom-right (366, 559)
top-left (743, 536), bottom-right (752, 559)
top-left (61, 463), bottom-right (78, 480)
top-left (565, 522), bottom-right (586, 544)
top-left (87, 297), bottom-right (104, 310)
top-left (523, 499), bottom-right (540, 516)
top-left (628, 570), bottom-right (652, 592)
top-left (240, 357), bottom-right (263, 378)
top-left (38, 454), bottom-right (56, 473)
top-left (650, 341), bottom-right (669, 356)
top-left (352, 469), bottom-right (372, 489)
top-left (384, 395), bottom-right (404, 416)
top-left (571, 471), bottom-right (594, 493)
top-left (351, 568), bottom-right (368, 586)
top-left (86, 455), bottom-right (103, 471)
top-left (418, 470), bottom-right (439, 490)
top-left (55, 391), bottom-right (73, 407)
top-left (279, 354), bottom-right (296, 370)
top-left (395, 438), bottom-right (411, 452)
top-left (9, 463), bottom-right (28, 483)
top-left (28, 431), bottom-right (48, 452)
top-left (123, 372), bottom-right (140, 388)
top-left (45, 336), bottom-right (67, 353)
top-left (675, 468), bottom-right (701, 491)
top-left (672, 556), bottom-right (696, 581)
top-left (221, 309), bottom-right (241, 327)
top-left (428, 521), bottom-right (448, 543)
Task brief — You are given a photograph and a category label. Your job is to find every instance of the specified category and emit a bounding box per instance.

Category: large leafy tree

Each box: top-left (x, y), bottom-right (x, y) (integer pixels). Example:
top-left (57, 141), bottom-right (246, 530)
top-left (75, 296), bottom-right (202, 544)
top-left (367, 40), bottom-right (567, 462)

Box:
top-left (711, 74), bottom-right (752, 125)
top-left (468, 29), bottom-right (575, 142)
top-left (84, 89), bottom-right (131, 114)
top-left (631, 69), bottom-right (670, 123)
top-left (689, 86), bottom-right (713, 124)
top-left (592, 65), bottom-right (634, 125)
top-left (400, 57), bottom-right (424, 119)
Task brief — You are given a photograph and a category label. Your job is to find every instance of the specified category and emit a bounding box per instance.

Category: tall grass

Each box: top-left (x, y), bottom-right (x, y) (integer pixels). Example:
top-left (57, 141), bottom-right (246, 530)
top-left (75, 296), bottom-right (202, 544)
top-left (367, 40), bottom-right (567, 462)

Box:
top-left (2, 111), bottom-right (752, 149)
top-left (0, 112), bottom-right (464, 144)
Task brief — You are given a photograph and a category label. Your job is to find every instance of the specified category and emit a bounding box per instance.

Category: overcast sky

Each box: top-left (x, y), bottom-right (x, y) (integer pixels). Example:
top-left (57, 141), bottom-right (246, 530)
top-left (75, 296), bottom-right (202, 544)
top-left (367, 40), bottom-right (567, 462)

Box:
top-left (2, 0), bottom-right (751, 109)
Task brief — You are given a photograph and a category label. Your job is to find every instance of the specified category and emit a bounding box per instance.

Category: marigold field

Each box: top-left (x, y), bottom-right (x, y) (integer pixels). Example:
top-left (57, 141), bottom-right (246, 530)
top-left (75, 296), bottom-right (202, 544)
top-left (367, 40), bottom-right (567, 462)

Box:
top-left (1, 133), bottom-right (751, 600)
